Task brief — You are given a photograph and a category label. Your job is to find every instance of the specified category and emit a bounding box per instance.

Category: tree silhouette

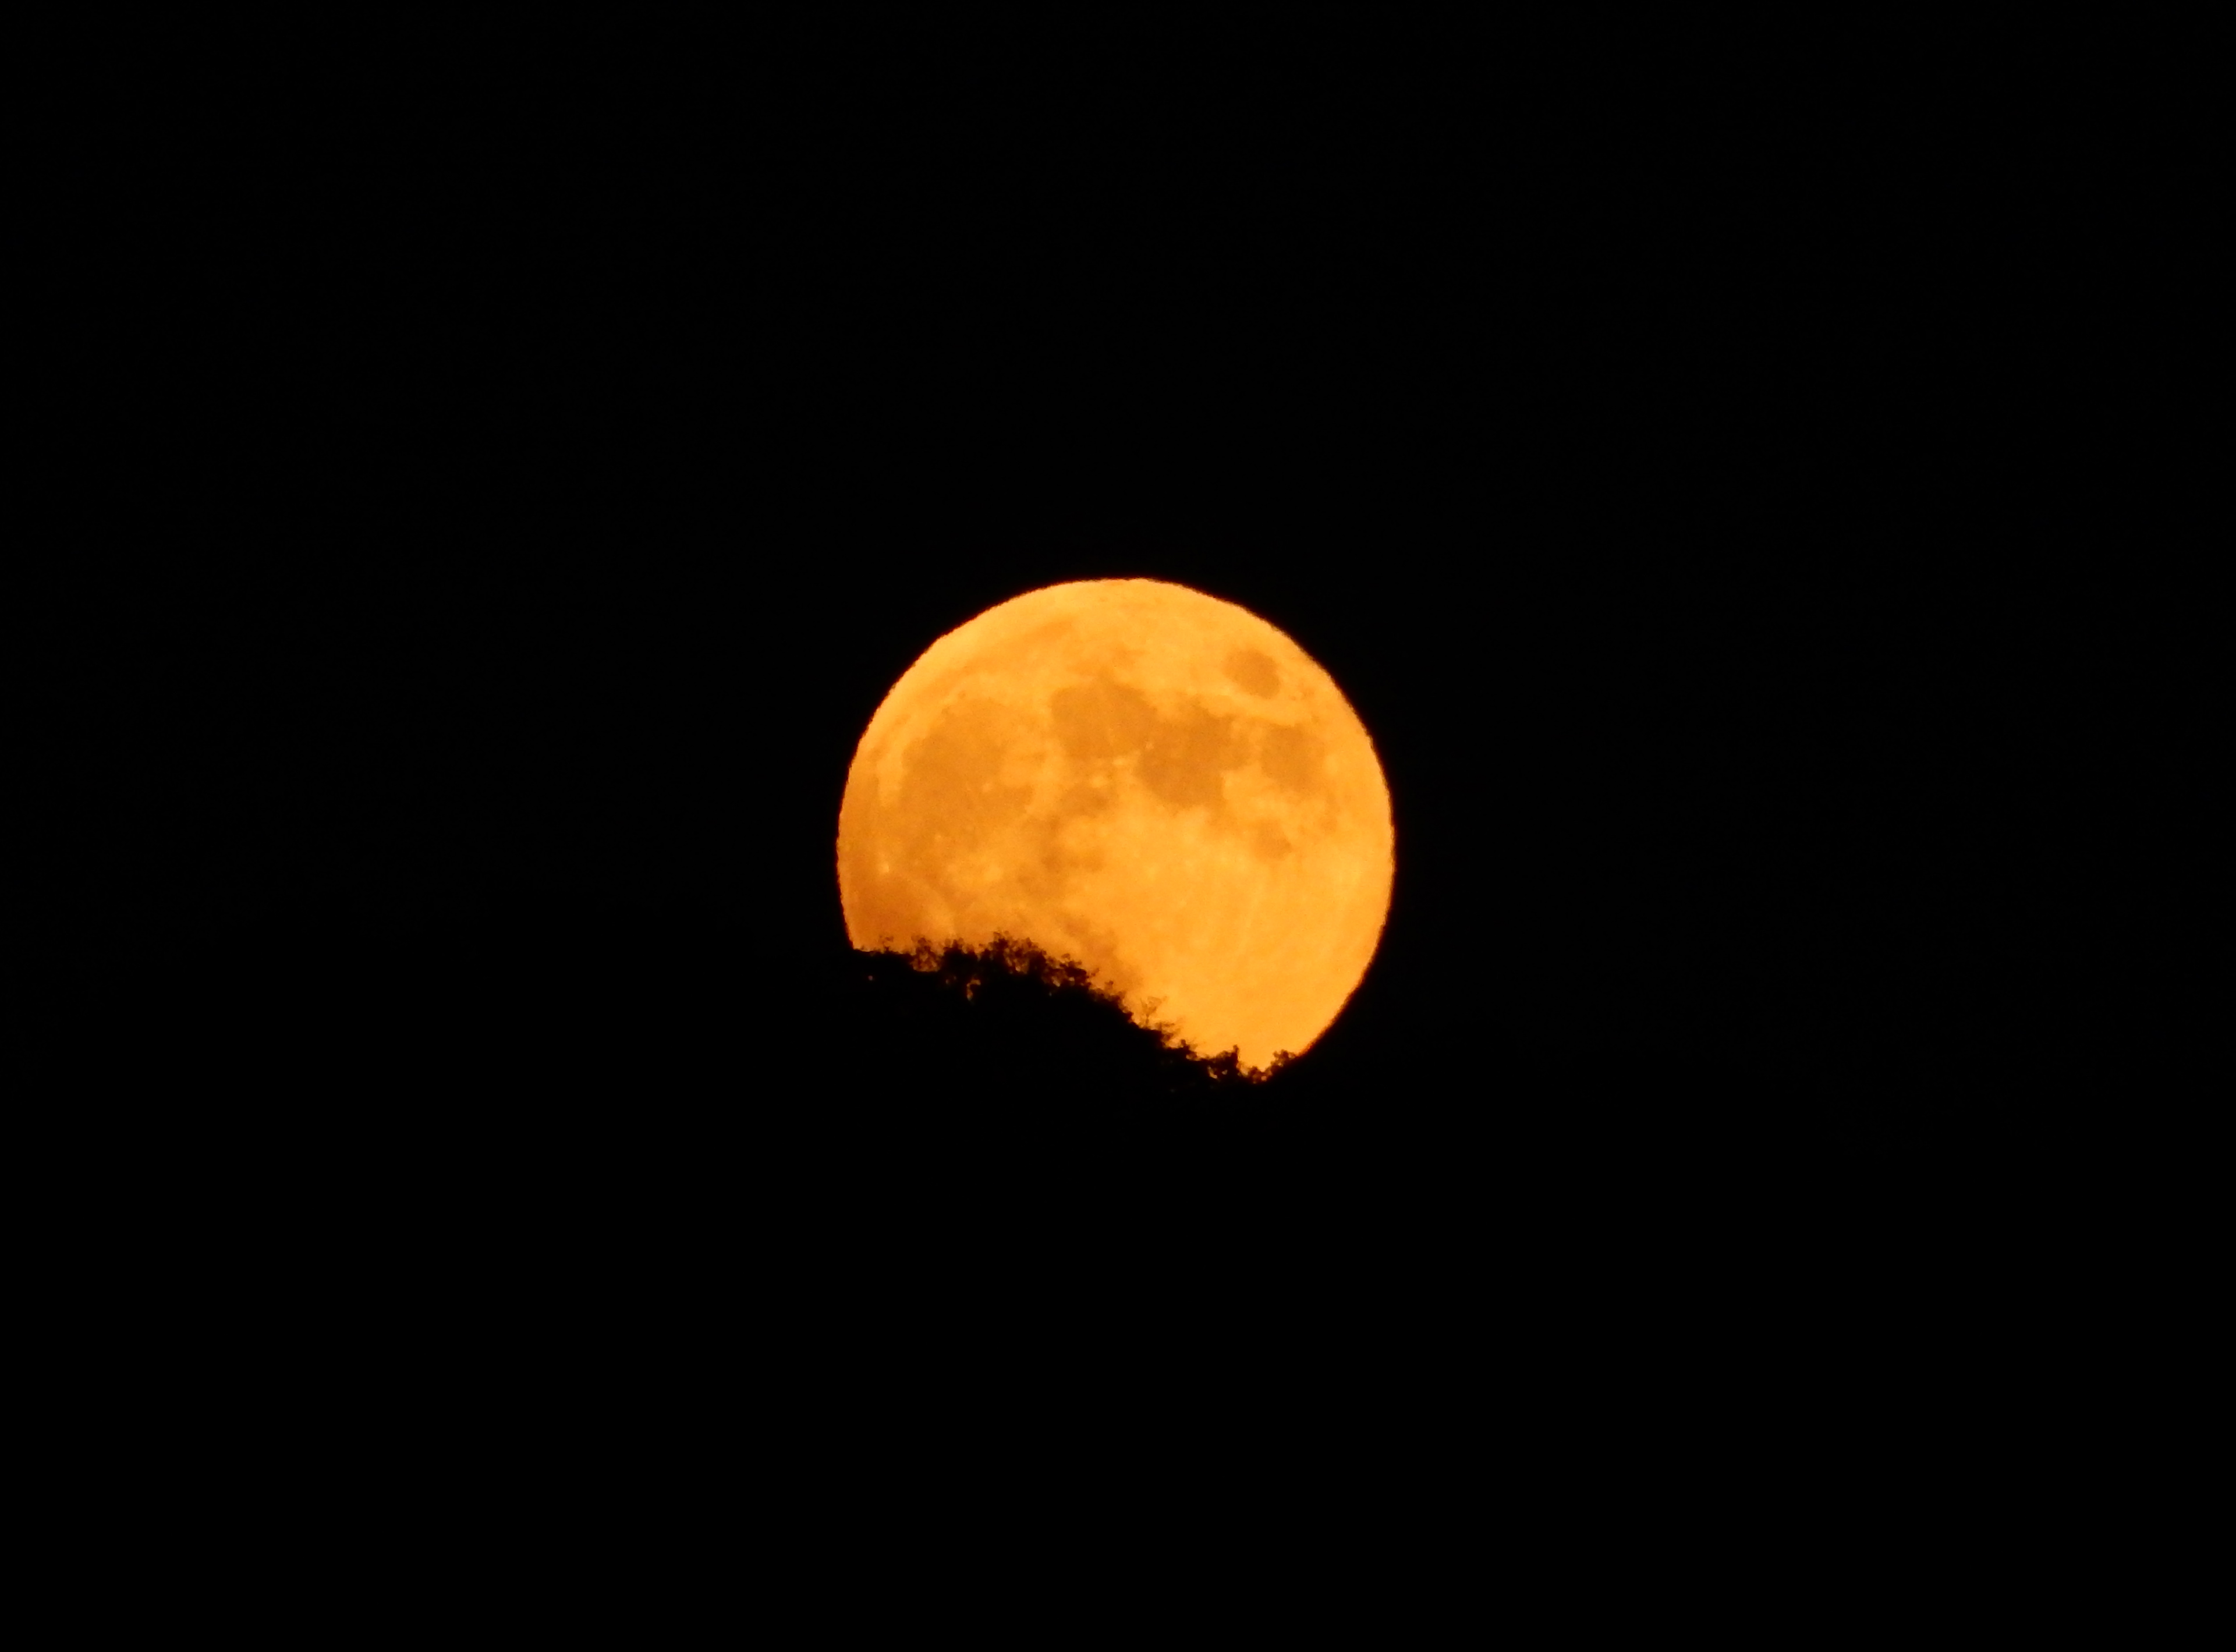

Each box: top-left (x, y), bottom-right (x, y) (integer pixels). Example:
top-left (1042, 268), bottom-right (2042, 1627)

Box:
top-left (48, 879), bottom-right (1909, 1343)
top-left (801, 934), bottom-right (1292, 1214)
top-left (836, 934), bottom-right (1291, 1100)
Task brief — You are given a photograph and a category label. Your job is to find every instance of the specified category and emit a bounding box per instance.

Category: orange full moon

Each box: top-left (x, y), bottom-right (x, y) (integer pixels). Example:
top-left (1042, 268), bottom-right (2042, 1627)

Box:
top-left (837, 579), bottom-right (1394, 1070)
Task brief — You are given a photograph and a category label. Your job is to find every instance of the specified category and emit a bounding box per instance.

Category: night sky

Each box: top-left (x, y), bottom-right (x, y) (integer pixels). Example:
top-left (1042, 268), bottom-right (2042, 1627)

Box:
top-left (30, 22), bottom-right (2157, 1556)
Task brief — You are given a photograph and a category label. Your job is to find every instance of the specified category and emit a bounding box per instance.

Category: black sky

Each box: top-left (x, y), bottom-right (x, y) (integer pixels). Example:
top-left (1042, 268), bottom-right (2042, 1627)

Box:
top-left (31, 21), bottom-right (2160, 1300)
top-left (27, 20), bottom-right (2197, 1591)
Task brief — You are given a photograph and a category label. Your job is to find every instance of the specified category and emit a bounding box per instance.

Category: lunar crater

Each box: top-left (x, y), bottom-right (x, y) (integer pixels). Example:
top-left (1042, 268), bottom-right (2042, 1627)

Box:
top-left (1224, 647), bottom-right (1280, 697)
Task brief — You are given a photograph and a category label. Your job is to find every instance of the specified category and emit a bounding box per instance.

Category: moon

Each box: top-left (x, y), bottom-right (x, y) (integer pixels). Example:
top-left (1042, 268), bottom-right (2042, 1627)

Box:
top-left (837, 580), bottom-right (1394, 1070)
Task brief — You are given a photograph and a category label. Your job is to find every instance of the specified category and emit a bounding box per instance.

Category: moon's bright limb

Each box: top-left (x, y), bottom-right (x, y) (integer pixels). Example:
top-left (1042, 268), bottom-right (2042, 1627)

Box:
top-left (837, 580), bottom-right (1394, 1071)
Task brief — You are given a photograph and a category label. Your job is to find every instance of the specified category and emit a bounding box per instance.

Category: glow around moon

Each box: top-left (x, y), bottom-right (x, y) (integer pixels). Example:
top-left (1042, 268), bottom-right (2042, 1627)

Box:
top-left (837, 580), bottom-right (1393, 1070)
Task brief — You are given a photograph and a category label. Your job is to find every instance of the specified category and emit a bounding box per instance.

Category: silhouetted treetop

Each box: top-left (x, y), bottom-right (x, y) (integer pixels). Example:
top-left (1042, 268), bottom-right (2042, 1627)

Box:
top-left (833, 935), bottom-right (1292, 1111)
top-left (836, 930), bottom-right (1296, 1100)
